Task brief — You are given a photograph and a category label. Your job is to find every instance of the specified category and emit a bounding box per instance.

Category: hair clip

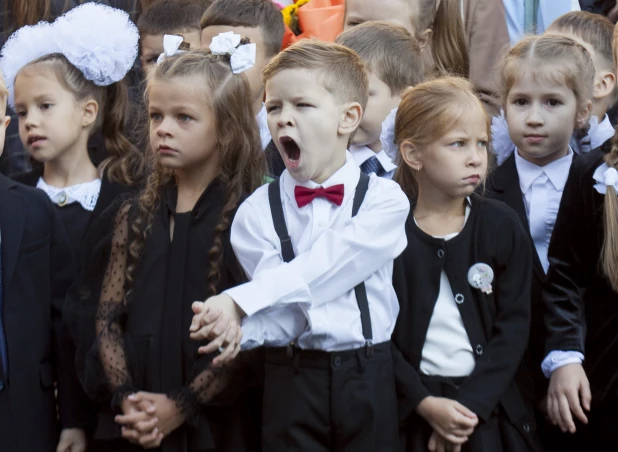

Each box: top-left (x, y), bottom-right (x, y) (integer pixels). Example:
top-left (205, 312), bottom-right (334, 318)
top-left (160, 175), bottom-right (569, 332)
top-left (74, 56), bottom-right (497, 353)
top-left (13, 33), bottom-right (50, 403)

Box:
top-left (157, 34), bottom-right (189, 64)
top-left (209, 31), bottom-right (256, 75)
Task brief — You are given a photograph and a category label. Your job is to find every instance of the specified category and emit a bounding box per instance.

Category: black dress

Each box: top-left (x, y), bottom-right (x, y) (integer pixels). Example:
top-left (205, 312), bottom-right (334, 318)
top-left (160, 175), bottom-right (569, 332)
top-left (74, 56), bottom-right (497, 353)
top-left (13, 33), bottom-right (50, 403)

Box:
top-left (12, 169), bottom-right (131, 258)
top-left (543, 145), bottom-right (618, 449)
top-left (73, 179), bottom-right (255, 452)
top-left (392, 195), bottom-right (541, 451)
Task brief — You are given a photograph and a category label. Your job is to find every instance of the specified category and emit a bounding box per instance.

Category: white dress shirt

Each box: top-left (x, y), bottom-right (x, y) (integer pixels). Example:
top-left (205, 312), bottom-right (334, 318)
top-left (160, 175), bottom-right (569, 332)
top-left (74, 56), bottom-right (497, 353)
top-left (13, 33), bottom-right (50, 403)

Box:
top-left (419, 204), bottom-right (476, 377)
top-left (256, 104), bottom-right (272, 150)
top-left (503, 0), bottom-right (579, 44)
top-left (515, 148), bottom-right (573, 273)
top-left (227, 151), bottom-right (410, 352)
top-left (590, 114), bottom-right (615, 150)
top-left (350, 145), bottom-right (397, 180)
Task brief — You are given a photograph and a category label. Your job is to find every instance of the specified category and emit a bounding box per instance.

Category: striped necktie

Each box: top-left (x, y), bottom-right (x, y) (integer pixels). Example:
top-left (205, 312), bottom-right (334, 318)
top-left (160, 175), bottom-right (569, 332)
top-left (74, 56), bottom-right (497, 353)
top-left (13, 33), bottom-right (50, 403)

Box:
top-left (360, 156), bottom-right (385, 177)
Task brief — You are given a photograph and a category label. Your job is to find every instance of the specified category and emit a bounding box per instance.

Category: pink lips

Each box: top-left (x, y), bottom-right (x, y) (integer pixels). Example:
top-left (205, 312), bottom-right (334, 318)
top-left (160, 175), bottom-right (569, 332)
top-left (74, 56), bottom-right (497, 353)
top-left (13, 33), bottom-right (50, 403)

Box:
top-left (524, 135), bottom-right (546, 145)
top-left (158, 144), bottom-right (178, 155)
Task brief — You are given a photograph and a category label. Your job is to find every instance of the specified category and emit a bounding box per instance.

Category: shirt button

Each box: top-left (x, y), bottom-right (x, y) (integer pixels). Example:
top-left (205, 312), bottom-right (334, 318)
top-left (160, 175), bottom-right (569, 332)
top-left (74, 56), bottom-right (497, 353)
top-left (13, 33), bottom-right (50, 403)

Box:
top-left (333, 356), bottom-right (342, 367)
top-left (455, 294), bottom-right (464, 304)
top-left (523, 423), bottom-right (530, 433)
top-left (475, 345), bottom-right (483, 356)
top-left (317, 221), bottom-right (324, 228)
top-left (437, 249), bottom-right (445, 259)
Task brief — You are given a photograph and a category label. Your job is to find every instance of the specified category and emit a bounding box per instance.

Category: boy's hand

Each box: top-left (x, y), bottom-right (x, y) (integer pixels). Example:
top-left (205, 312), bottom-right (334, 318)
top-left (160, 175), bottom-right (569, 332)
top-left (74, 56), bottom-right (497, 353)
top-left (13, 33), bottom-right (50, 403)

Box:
top-left (56, 428), bottom-right (87, 452)
top-left (547, 363), bottom-right (591, 433)
top-left (416, 396), bottom-right (478, 444)
top-left (429, 430), bottom-right (463, 452)
top-left (190, 294), bottom-right (244, 364)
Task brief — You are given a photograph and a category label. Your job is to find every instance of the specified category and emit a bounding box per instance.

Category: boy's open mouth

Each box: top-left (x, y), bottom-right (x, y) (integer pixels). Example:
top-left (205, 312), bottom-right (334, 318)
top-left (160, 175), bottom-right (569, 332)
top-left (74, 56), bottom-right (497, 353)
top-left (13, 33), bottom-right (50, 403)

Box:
top-left (280, 136), bottom-right (301, 169)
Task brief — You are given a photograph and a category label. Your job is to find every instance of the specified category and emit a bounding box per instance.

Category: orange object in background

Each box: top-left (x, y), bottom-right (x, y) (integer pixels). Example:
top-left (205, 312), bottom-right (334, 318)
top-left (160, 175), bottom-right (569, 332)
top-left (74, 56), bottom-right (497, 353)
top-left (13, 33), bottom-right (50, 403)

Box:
top-left (282, 0), bottom-right (345, 49)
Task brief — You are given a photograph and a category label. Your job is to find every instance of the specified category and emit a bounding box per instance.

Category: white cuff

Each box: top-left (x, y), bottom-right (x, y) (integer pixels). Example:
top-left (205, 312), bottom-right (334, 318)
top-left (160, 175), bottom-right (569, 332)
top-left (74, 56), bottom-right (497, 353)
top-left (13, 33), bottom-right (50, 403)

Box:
top-left (541, 350), bottom-right (584, 379)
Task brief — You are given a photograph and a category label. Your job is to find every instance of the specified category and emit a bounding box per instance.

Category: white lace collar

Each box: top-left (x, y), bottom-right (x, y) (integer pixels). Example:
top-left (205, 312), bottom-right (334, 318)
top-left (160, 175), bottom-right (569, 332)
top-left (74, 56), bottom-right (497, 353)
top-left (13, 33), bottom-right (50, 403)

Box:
top-left (36, 177), bottom-right (102, 211)
top-left (593, 162), bottom-right (618, 195)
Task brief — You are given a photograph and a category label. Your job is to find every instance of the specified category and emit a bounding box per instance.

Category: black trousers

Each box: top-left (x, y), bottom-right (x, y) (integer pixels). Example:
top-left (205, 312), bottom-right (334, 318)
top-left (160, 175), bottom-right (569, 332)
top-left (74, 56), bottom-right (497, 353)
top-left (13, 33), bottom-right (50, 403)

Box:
top-left (261, 341), bottom-right (399, 452)
top-left (0, 388), bottom-right (20, 451)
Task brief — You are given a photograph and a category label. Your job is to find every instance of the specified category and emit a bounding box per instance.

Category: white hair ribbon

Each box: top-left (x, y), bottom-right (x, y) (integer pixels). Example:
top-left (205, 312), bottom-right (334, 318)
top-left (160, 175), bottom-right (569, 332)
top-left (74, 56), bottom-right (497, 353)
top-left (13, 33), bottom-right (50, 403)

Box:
top-left (209, 31), bottom-right (256, 74)
top-left (157, 34), bottom-right (187, 64)
top-left (491, 109), bottom-right (516, 166)
top-left (593, 162), bottom-right (618, 195)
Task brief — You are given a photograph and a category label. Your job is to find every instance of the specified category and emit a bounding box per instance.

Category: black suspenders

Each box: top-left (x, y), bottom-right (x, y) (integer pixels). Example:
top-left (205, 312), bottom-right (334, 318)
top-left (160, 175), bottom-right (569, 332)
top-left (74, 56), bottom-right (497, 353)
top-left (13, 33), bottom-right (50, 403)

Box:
top-left (267, 173), bottom-right (373, 349)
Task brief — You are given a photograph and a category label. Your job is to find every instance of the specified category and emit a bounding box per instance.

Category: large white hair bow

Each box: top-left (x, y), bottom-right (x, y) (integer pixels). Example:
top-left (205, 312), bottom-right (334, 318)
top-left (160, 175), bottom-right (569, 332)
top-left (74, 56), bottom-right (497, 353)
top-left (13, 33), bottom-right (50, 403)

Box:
top-left (157, 35), bottom-right (187, 64)
top-left (380, 107), bottom-right (398, 163)
top-left (593, 162), bottom-right (618, 195)
top-left (209, 32), bottom-right (256, 74)
top-left (491, 109), bottom-right (516, 166)
top-left (0, 3), bottom-right (138, 106)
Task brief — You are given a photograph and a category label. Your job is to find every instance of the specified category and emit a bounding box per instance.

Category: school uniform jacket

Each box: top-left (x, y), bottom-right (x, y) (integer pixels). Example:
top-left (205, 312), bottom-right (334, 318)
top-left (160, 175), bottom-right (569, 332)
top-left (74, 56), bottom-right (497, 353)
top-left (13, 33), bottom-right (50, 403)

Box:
top-left (392, 196), bottom-right (535, 435)
top-left (0, 174), bottom-right (77, 451)
top-left (485, 154), bottom-right (551, 403)
top-left (543, 143), bottom-right (618, 405)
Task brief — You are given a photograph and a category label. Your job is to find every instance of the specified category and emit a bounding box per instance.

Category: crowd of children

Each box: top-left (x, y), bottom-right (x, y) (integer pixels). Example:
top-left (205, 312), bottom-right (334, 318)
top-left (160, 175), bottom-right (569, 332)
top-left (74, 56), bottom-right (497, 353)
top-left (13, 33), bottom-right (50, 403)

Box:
top-left (0, 0), bottom-right (617, 451)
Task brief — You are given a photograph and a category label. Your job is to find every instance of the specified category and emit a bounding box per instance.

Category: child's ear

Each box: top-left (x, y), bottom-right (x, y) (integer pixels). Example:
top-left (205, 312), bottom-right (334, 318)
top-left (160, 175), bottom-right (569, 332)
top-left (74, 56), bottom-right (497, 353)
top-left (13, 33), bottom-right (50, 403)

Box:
top-left (338, 102), bottom-right (363, 136)
top-left (82, 99), bottom-right (99, 128)
top-left (3, 115), bottom-right (10, 129)
top-left (416, 29), bottom-right (433, 52)
top-left (593, 70), bottom-right (617, 101)
top-left (575, 99), bottom-right (593, 129)
top-left (400, 140), bottom-right (422, 171)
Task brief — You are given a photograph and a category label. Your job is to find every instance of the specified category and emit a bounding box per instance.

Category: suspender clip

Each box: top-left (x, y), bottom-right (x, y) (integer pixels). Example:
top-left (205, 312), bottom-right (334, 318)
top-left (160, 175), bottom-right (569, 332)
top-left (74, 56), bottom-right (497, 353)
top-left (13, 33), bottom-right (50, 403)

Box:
top-left (286, 342), bottom-right (295, 358)
top-left (365, 340), bottom-right (373, 358)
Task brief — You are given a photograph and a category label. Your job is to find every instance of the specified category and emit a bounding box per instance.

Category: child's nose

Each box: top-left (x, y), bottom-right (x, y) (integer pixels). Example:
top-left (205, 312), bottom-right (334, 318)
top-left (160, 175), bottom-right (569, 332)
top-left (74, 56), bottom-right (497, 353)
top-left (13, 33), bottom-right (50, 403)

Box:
top-left (526, 104), bottom-right (544, 126)
top-left (277, 106), bottom-right (294, 127)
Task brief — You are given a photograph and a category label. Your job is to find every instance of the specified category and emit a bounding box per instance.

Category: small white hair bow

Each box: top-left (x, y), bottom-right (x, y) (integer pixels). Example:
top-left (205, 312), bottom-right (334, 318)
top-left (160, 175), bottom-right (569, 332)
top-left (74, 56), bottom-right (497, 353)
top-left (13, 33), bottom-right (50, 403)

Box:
top-left (157, 34), bottom-right (186, 64)
top-left (593, 162), bottom-right (618, 195)
top-left (209, 31), bottom-right (256, 74)
top-left (491, 109), bottom-right (516, 166)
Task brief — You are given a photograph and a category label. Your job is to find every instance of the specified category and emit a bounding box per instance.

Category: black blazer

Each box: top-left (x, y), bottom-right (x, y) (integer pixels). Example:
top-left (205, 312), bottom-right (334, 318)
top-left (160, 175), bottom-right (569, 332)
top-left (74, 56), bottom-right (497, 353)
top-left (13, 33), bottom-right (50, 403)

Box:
top-left (543, 143), bottom-right (618, 405)
top-left (0, 174), bottom-right (78, 451)
top-left (392, 196), bottom-right (534, 432)
top-left (484, 154), bottom-right (551, 402)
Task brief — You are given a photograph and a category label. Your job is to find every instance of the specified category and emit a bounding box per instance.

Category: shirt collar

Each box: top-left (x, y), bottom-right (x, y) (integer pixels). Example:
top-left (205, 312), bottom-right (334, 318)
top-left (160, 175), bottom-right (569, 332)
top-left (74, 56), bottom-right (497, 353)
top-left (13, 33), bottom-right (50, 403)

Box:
top-left (256, 103), bottom-right (271, 150)
top-left (36, 177), bottom-right (101, 211)
top-left (589, 114), bottom-right (615, 150)
top-left (349, 144), bottom-right (397, 173)
top-left (282, 151), bottom-right (360, 209)
top-left (514, 148), bottom-right (574, 193)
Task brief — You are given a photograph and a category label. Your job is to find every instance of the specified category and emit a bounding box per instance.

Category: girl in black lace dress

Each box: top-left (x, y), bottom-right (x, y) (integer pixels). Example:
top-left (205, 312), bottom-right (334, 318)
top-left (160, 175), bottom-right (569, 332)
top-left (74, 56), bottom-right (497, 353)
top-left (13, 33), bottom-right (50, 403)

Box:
top-left (68, 41), bottom-right (265, 451)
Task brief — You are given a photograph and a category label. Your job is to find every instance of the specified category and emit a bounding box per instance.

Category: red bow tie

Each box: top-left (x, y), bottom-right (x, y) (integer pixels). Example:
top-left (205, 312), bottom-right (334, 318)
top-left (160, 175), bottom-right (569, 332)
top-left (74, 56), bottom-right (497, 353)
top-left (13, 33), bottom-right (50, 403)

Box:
top-left (294, 184), bottom-right (345, 208)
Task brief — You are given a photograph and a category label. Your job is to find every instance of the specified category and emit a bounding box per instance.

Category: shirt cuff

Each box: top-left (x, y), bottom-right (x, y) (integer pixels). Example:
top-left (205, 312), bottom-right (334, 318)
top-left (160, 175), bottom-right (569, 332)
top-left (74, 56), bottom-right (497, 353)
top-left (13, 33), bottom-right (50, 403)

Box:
top-left (541, 351), bottom-right (585, 379)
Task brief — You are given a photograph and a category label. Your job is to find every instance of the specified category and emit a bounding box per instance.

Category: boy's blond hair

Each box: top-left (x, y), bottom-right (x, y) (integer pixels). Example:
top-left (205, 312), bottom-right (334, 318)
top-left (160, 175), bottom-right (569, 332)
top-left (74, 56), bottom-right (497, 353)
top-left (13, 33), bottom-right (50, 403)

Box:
top-left (336, 21), bottom-right (423, 95)
top-left (263, 40), bottom-right (369, 110)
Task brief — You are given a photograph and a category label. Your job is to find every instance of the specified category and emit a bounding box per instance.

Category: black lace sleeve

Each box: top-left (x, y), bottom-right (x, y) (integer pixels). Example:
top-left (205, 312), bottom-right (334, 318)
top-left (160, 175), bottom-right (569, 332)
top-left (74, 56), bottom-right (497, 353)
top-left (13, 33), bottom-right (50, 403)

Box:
top-left (64, 200), bottom-right (137, 409)
top-left (95, 204), bottom-right (136, 408)
top-left (168, 348), bottom-right (265, 421)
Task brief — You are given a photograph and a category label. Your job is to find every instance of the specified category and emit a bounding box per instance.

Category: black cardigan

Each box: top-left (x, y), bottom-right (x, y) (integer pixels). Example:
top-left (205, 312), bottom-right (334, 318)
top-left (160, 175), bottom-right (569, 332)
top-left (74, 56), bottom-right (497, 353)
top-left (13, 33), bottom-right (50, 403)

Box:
top-left (543, 143), bottom-right (618, 405)
top-left (392, 195), bottom-right (534, 429)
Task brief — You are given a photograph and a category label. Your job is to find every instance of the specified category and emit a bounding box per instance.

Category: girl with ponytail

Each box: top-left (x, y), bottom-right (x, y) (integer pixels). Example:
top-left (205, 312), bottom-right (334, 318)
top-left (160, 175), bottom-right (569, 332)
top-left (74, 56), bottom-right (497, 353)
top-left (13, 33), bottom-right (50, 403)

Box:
top-left (542, 84), bottom-right (618, 450)
top-left (1, 3), bottom-right (145, 257)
